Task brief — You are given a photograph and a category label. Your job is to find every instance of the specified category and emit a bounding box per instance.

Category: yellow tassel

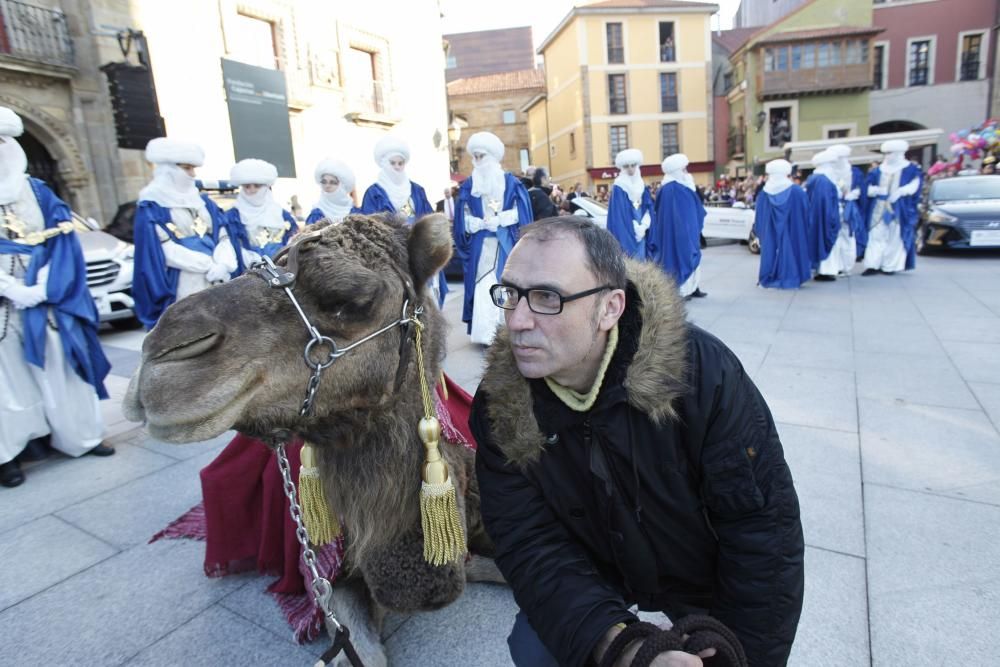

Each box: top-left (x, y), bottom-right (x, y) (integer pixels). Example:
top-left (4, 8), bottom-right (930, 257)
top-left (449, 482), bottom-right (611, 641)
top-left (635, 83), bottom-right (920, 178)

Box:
top-left (418, 416), bottom-right (466, 565)
top-left (438, 370), bottom-right (449, 401)
top-left (298, 443), bottom-right (340, 546)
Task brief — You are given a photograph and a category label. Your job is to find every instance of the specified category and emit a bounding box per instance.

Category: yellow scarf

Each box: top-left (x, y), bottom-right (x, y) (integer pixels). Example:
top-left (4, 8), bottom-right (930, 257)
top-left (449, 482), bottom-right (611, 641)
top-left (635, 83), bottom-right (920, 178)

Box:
top-left (544, 324), bottom-right (619, 412)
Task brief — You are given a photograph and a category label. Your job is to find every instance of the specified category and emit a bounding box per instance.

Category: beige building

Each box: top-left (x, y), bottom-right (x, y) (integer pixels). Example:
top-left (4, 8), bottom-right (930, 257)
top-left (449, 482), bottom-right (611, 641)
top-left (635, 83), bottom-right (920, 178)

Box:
top-left (446, 68), bottom-right (545, 176)
top-left (0, 0), bottom-right (453, 222)
top-left (527, 0), bottom-right (719, 193)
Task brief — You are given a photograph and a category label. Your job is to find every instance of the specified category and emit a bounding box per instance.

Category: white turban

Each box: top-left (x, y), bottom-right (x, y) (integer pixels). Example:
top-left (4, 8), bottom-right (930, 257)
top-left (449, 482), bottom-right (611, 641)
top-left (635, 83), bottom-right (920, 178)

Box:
top-left (0, 107), bottom-right (24, 137)
top-left (314, 158), bottom-right (356, 193)
top-left (829, 144), bottom-right (851, 158)
top-left (466, 132), bottom-right (505, 162)
top-left (615, 148), bottom-right (643, 169)
top-left (145, 137), bottom-right (205, 167)
top-left (661, 153), bottom-right (689, 175)
top-left (810, 149), bottom-right (836, 167)
top-left (880, 139), bottom-right (909, 154)
top-left (230, 158), bottom-right (278, 186)
top-left (373, 135), bottom-right (410, 165)
top-left (766, 159), bottom-right (792, 176)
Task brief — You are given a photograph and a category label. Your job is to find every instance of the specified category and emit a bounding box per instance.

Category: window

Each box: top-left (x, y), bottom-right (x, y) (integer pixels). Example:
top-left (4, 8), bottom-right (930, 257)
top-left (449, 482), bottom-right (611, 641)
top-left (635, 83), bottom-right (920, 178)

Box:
top-left (909, 39), bottom-right (931, 85)
top-left (846, 40), bottom-right (865, 65)
top-left (659, 22), bottom-right (675, 62)
top-left (660, 72), bottom-right (678, 112)
top-left (502, 109), bottom-right (516, 124)
top-left (606, 23), bottom-right (624, 64)
top-left (802, 43), bottom-right (815, 68)
top-left (764, 47), bottom-right (774, 72)
top-left (775, 46), bottom-right (788, 71)
top-left (830, 41), bottom-right (841, 66)
top-left (960, 33), bottom-right (984, 81)
top-left (873, 44), bottom-right (886, 89)
top-left (767, 105), bottom-right (793, 149)
top-left (608, 73), bottom-right (627, 114)
top-left (791, 45), bottom-right (801, 70)
top-left (231, 13), bottom-right (279, 69)
top-left (445, 54), bottom-right (457, 69)
top-left (817, 42), bottom-right (831, 67)
top-left (569, 131), bottom-right (576, 156)
top-left (827, 128), bottom-right (850, 139)
top-left (610, 125), bottom-right (629, 161)
top-left (661, 123), bottom-right (679, 158)
top-left (346, 47), bottom-right (383, 114)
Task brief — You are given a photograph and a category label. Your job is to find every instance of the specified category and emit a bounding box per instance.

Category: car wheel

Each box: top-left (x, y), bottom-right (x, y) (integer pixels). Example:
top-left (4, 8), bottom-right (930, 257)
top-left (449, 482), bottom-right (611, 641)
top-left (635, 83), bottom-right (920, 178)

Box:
top-left (109, 316), bottom-right (143, 331)
top-left (748, 230), bottom-right (761, 255)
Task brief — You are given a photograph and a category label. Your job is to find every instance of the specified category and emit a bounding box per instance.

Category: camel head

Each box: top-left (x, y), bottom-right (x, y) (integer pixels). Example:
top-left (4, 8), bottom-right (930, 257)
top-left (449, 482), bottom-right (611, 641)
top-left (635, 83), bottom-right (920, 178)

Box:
top-left (124, 213), bottom-right (453, 446)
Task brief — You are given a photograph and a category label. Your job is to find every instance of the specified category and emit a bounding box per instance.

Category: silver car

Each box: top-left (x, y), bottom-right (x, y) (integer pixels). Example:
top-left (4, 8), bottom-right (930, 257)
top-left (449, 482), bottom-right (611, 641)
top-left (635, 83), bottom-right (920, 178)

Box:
top-left (73, 215), bottom-right (138, 328)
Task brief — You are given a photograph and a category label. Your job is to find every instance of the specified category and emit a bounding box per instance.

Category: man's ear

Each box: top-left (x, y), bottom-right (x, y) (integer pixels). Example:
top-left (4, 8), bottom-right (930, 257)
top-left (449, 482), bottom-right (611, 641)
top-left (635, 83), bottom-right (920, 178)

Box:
top-left (597, 289), bottom-right (626, 332)
top-left (408, 213), bottom-right (453, 288)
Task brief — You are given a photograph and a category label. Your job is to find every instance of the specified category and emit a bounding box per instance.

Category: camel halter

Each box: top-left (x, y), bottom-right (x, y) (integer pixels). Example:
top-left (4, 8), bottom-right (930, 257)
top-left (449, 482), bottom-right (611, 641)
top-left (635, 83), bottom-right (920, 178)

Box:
top-left (251, 252), bottom-right (465, 665)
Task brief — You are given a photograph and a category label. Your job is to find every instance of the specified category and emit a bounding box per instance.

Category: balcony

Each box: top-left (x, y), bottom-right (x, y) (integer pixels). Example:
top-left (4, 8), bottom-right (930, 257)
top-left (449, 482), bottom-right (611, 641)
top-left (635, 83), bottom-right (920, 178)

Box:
top-left (759, 63), bottom-right (873, 99)
top-left (728, 128), bottom-right (745, 158)
top-left (344, 79), bottom-right (399, 127)
top-left (0, 0), bottom-right (74, 69)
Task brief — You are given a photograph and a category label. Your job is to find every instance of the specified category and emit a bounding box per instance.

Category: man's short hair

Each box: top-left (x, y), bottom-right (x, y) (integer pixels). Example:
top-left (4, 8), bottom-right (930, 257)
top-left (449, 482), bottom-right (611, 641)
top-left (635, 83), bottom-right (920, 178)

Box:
top-left (519, 216), bottom-right (627, 290)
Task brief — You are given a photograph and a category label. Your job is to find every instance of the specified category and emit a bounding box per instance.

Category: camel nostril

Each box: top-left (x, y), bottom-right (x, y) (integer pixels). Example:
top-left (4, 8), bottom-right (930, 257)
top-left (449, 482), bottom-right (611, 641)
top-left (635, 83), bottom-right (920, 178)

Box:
top-left (152, 331), bottom-right (222, 362)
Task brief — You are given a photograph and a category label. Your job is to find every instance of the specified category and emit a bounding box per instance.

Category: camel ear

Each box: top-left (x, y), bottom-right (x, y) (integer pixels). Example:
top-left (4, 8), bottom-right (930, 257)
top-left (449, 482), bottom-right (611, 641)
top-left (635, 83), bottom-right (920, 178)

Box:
top-left (408, 213), bottom-right (453, 288)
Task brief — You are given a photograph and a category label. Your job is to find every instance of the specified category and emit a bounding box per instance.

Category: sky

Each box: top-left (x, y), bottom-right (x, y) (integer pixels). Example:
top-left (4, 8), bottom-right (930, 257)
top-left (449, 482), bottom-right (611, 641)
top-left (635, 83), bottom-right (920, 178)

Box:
top-left (439, 0), bottom-right (742, 49)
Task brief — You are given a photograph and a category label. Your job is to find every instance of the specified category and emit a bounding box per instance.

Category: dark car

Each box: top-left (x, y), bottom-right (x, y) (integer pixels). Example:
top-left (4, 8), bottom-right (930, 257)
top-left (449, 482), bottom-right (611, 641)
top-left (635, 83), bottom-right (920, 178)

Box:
top-left (918, 174), bottom-right (1000, 254)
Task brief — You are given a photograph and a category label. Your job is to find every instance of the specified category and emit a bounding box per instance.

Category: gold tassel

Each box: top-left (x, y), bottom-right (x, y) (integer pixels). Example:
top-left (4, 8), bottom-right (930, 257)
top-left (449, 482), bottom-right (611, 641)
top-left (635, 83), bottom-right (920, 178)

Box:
top-left (298, 443), bottom-right (340, 546)
top-left (438, 370), bottom-right (449, 401)
top-left (419, 416), bottom-right (466, 566)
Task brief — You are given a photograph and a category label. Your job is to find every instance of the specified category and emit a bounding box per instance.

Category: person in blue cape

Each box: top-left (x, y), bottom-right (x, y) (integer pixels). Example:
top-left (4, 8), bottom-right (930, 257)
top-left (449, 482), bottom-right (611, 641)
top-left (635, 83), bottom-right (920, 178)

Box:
top-left (306, 158), bottom-right (359, 224)
top-left (360, 135), bottom-right (447, 306)
top-left (224, 158), bottom-right (299, 275)
top-left (829, 144), bottom-right (867, 261)
top-left (754, 159), bottom-right (812, 289)
top-left (454, 131), bottom-right (532, 344)
top-left (132, 137), bottom-right (235, 329)
top-left (863, 139), bottom-right (923, 275)
top-left (648, 153), bottom-right (707, 298)
top-left (606, 148), bottom-right (653, 258)
top-left (805, 149), bottom-right (844, 280)
top-left (0, 107), bottom-right (114, 488)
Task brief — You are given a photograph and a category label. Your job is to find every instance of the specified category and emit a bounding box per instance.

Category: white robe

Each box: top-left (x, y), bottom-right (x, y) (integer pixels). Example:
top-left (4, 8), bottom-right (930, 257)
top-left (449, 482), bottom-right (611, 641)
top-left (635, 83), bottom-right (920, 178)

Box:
top-left (470, 235), bottom-right (504, 346)
top-left (818, 180), bottom-right (857, 277)
top-left (154, 207), bottom-right (215, 300)
top-left (678, 266), bottom-right (701, 297)
top-left (0, 184), bottom-right (102, 463)
top-left (864, 170), bottom-right (907, 273)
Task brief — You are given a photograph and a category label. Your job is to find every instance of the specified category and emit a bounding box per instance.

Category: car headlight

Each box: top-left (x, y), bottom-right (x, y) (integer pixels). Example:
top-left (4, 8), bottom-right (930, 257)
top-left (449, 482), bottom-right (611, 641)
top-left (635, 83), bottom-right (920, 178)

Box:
top-left (926, 209), bottom-right (958, 225)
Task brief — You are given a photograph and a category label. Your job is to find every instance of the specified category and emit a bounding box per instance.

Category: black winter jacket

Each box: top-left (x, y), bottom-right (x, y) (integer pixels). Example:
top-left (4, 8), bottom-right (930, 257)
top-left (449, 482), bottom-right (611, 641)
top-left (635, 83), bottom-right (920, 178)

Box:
top-left (472, 260), bottom-right (804, 666)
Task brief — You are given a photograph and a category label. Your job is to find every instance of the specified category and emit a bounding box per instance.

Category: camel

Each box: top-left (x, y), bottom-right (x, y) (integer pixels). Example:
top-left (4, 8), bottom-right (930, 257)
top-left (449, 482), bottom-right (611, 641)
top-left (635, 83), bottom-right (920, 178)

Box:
top-left (123, 213), bottom-right (503, 666)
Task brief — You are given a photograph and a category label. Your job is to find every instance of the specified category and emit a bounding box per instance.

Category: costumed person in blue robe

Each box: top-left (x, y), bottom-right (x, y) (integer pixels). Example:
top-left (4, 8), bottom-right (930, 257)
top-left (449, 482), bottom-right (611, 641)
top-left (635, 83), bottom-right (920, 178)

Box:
top-left (453, 131), bottom-right (532, 344)
top-left (863, 139), bottom-right (922, 275)
top-left (224, 158), bottom-right (299, 275)
top-left (306, 158), bottom-right (359, 224)
top-left (360, 135), bottom-right (447, 307)
top-left (606, 148), bottom-right (653, 258)
top-left (829, 143), bottom-right (867, 261)
top-left (755, 159), bottom-right (812, 289)
top-left (0, 107), bottom-right (114, 488)
top-left (132, 138), bottom-right (235, 329)
top-left (648, 153), bottom-right (707, 298)
top-left (805, 149), bottom-right (845, 281)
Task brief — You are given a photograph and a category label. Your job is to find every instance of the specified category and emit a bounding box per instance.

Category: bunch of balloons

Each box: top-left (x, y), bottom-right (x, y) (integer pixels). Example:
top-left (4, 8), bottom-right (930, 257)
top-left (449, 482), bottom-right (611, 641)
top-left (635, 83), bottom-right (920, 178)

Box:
top-left (950, 119), bottom-right (999, 160)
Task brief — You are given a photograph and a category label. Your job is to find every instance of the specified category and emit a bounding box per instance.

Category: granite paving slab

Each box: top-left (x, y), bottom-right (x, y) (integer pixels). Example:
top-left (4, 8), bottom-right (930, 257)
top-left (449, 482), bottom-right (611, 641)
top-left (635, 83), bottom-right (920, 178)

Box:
top-left (947, 341), bottom-right (1000, 385)
top-left (854, 350), bottom-right (979, 410)
top-left (753, 363), bottom-right (857, 432)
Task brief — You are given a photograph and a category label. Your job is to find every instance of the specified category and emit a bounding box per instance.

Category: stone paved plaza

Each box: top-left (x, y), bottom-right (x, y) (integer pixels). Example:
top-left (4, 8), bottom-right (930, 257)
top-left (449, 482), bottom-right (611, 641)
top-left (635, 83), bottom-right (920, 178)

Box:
top-left (2, 242), bottom-right (999, 666)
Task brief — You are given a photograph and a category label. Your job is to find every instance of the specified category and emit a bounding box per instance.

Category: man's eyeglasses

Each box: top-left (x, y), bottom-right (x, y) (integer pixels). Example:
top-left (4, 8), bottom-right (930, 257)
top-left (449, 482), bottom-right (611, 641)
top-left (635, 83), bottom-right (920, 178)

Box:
top-left (490, 284), bottom-right (612, 315)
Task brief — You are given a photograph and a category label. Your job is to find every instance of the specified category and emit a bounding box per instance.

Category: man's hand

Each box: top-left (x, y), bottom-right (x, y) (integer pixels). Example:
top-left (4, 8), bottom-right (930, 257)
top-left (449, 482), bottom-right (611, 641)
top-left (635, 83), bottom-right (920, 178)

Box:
top-left (595, 624), bottom-right (717, 667)
top-left (465, 214), bottom-right (485, 234)
top-left (3, 282), bottom-right (46, 309)
top-left (868, 185), bottom-right (887, 198)
top-left (205, 262), bottom-right (232, 284)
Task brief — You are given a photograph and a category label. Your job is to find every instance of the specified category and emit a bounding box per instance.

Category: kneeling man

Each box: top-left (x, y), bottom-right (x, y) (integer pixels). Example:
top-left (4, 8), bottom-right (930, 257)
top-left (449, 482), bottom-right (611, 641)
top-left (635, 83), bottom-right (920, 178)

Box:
top-left (472, 217), bottom-right (804, 666)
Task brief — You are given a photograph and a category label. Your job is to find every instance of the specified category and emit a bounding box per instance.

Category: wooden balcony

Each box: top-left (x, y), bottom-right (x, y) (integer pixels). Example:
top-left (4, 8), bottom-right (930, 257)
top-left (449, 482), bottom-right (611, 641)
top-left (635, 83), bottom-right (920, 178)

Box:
top-left (759, 63), bottom-right (873, 99)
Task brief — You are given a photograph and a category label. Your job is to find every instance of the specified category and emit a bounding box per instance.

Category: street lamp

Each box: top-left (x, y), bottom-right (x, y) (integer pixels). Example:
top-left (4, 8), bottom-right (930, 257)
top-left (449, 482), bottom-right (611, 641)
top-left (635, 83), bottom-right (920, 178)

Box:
top-left (447, 116), bottom-right (463, 174)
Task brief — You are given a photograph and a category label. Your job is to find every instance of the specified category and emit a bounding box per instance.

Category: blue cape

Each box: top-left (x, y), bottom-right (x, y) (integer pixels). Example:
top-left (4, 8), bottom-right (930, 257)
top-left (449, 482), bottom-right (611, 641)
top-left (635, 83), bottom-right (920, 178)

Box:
top-left (454, 173), bottom-right (533, 331)
top-left (648, 182), bottom-right (706, 286)
top-left (755, 185), bottom-right (812, 289)
top-left (224, 208), bottom-right (299, 275)
top-left (846, 167), bottom-right (867, 256)
top-left (864, 163), bottom-right (923, 271)
top-left (306, 206), bottom-right (360, 225)
top-left (606, 184), bottom-right (654, 259)
top-left (0, 178), bottom-right (110, 398)
top-left (132, 196), bottom-right (224, 329)
top-left (360, 182), bottom-right (433, 221)
top-left (804, 173), bottom-right (840, 269)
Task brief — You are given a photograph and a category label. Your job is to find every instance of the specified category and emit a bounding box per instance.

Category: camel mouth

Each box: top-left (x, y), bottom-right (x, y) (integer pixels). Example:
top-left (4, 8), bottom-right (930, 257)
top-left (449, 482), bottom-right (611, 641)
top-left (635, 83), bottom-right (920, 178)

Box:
top-left (143, 375), bottom-right (262, 444)
top-left (151, 331), bottom-right (221, 363)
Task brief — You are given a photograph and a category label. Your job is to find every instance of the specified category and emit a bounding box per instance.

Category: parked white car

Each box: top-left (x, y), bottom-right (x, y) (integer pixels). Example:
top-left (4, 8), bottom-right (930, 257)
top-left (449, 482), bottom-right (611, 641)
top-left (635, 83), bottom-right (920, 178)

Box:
top-left (703, 202), bottom-right (759, 254)
top-left (73, 215), bottom-right (138, 328)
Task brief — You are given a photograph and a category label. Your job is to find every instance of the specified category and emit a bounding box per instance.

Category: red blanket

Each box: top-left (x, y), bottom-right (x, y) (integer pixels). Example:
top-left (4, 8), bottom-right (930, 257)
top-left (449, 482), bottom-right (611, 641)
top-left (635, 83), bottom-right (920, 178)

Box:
top-left (152, 375), bottom-right (476, 641)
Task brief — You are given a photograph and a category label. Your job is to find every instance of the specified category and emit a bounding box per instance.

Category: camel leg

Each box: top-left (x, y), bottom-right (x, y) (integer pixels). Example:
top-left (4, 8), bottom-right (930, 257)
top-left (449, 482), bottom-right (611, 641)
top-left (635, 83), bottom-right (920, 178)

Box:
top-left (464, 555), bottom-right (506, 584)
top-left (324, 577), bottom-right (387, 667)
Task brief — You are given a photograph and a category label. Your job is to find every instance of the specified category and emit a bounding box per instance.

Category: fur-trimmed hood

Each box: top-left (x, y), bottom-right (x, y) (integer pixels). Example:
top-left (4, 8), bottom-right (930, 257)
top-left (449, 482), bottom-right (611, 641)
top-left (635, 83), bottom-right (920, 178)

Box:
top-left (480, 259), bottom-right (688, 468)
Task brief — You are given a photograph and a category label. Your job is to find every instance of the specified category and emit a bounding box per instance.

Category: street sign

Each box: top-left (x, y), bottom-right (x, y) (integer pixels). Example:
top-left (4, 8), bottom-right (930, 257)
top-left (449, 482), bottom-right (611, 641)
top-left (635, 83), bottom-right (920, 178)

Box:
top-left (221, 58), bottom-right (296, 178)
